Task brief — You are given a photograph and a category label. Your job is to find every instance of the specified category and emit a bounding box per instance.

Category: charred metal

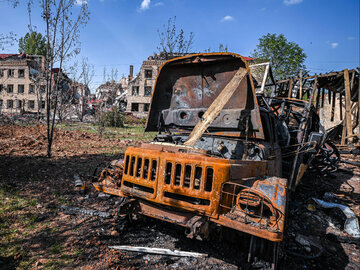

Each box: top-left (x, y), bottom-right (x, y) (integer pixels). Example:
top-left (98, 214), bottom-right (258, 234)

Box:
top-left (93, 53), bottom-right (335, 268)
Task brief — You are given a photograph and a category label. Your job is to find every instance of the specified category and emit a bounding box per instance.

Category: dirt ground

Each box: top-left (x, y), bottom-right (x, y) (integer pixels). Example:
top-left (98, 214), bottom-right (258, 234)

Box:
top-left (0, 123), bottom-right (359, 270)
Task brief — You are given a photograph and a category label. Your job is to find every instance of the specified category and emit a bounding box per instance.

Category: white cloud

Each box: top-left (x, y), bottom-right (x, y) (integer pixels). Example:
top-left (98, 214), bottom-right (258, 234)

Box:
top-left (75, 0), bottom-right (87, 5)
top-left (221, 15), bottom-right (234, 22)
top-left (154, 2), bottom-right (163, 6)
top-left (283, 0), bottom-right (303, 6)
top-left (347, 36), bottom-right (355, 40)
top-left (139, 0), bottom-right (151, 11)
top-left (331, 42), bottom-right (339, 49)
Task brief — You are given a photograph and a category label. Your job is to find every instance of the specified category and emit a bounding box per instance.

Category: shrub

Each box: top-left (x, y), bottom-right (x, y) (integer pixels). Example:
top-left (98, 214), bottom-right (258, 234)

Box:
top-left (102, 107), bottom-right (124, 128)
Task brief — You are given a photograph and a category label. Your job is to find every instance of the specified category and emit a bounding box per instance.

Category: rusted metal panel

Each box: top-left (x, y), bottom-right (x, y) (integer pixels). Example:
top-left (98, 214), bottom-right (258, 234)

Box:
top-left (146, 53), bottom-right (265, 140)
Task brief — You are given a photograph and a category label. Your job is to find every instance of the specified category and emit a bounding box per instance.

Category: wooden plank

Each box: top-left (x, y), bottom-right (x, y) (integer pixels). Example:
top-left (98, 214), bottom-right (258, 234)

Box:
top-left (288, 78), bottom-right (294, 98)
top-left (331, 90), bottom-right (336, 122)
top-left (344, 69), bottom-right (353, 142)
top-left (321, 88), bottom-right (325, 108)
top-left (341, 115), bottom-right (346, 145)
top-left (340, 93), bottom-right (343, 120)
top-left (358, 76), bottom-right (360, 144)
top-left (109, 246), bottom-right (207, 258)
top-left (315, 87), bottom-right (321, 112)
top-left (260, 63), bottom-right (270, 93)
top-left (184, 68), bottom-right (248, 147)
top-left (276, 68), bottom-right (358, 84)
top-left (299, 70), bottom-right (303, 99)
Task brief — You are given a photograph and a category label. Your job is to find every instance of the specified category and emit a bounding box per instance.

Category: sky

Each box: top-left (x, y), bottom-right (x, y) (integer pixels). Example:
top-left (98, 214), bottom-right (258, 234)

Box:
top-left (0, 0), bottom-right (359, 92)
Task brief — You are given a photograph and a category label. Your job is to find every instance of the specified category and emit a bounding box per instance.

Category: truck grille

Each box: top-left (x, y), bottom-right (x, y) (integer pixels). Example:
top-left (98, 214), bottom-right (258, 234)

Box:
top-left (163, 162), bottom-right (214, 192)
top-left (121, 146), bottom-right (225, 214)
top-left (123, 154), bottom-right (158, 196)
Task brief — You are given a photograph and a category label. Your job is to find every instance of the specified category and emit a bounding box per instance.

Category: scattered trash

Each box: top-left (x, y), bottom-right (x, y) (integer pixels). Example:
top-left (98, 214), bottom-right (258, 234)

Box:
top-left (98, 192), bottom-right (111, 198)
top-left (59, 205), bottom-right (111, 218)
top-left (313, 198), bottom-right (360, 238)
top-left (108, 245), bottom-right (207, 258)
top-left (295, 235), bottom-right (311, 252)
top-left (307, 204), bottom-right (316, 212)
top-left (74, 175), bottom-right (83, 187)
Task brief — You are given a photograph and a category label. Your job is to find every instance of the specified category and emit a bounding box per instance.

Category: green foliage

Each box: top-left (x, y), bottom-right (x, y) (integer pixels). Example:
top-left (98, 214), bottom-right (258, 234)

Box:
top-left (102, 107), bottom-right (124, 128)
top-left (251, 33), bottom-right (307, 80)
top-left (18, 32), bottom-right (47, 55)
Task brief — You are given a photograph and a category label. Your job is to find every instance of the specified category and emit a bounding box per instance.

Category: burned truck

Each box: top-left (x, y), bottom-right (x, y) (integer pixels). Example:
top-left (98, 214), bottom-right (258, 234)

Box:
top-left (93, 53), bottom-right (326, 267)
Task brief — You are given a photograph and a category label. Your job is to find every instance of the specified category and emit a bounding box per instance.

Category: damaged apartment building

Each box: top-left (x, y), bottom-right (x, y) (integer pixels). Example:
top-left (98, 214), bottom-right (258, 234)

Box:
top-left (0, 53), bottom-right (90, 118)
top-left (0, 53), bottom-right (46, 115)
top-left (126, 55), bottom-right (166, 117)
top-left (95, 77), bottom-right (128, 110)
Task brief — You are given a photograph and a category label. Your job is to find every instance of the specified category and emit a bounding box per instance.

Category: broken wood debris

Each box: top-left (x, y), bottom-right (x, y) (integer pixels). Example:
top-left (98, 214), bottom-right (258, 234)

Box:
top-left (108, 245), bottom-right (207, 258)
top-left (59, 205), bottom-right (111, 218)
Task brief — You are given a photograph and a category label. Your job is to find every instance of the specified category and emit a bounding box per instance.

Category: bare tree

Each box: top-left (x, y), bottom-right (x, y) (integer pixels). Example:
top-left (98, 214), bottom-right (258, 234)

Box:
top-left (78, 57), bottom-right (94, 121)
top-left (157, 16), bottom-right (194, 59)
top-left (103, 66), bottom-right (107, 83)
top-left (36, 0), bottom-right (90, 157)
top-left (203, 43), bottom-right (229, 53)
top-left (109, 67), bottom-right (118, 82)
top-left (0, 0), bottom-right (18, 49)
top-left (29, 68), bottom-right (46, 118)
top-left (0, 32), bottom-right (16, 50)
top-left (0, 0), bottom-right (18, 7)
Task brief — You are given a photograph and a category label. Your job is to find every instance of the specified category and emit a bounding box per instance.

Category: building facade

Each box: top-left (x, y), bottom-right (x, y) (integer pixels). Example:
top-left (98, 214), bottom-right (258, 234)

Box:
top-left (126, 57), bottom-right (166, 117)
top-left (0, 53), bottom-right (46, 115)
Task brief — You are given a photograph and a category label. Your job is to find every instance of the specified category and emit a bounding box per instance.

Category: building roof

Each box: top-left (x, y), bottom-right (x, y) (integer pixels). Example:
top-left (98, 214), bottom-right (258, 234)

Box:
top-left (0, 52), bottom-right (25, 60)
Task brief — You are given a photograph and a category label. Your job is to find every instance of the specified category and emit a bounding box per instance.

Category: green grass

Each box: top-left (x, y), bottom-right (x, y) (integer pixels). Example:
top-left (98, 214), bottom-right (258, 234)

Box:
top-left (56, 122), bottom-right (157, 142)
top-left (0, 186), bottom-right (41, 269)
top-left (0, 186), bottom-right (77, 269)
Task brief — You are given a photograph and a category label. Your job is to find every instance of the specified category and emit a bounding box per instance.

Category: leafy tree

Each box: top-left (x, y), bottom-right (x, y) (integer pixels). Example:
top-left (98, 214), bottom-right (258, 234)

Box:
top-left (157, 16), bottom-right (194, 59)
top-left (251, 33), bottom-right (306, 80)
top-left (18, 32), bottom-right (47, 55)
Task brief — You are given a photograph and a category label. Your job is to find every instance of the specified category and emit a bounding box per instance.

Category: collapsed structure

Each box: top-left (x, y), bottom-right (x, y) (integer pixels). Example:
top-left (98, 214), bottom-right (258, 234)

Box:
top-left (126, 57), bottom-right (166, 117)
top-left (276, 69), bottom-right (360, 147)
top-left (0, 53), bottom-right (90, 119)
top-left (93, 53), bottom-right (334, 268)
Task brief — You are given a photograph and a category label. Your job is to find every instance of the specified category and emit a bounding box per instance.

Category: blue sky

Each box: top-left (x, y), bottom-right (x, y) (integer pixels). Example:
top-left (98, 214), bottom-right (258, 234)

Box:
top-left (0, 0), bottom-right (359, 92)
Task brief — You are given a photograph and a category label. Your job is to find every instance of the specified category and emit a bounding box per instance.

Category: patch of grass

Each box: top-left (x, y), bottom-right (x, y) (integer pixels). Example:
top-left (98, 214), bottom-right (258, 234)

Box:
top-left (51, 243), bottom-right (63, 254)
top-left (73, 247), bottom-right (84, 256)
top-left (50, 227), bottom-right (59, 234)
top-left (18, 257), bottom-right (36, 269)
top-left (0, 185), bottom-right (43, 264)
top-left (56, 122), bottom-right (157, 143)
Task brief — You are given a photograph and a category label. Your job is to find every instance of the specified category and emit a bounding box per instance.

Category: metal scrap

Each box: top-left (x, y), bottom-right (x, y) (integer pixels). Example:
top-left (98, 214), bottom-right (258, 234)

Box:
top-left (108, 245), bottom-right (207, 258)
top-left (312, 198), bottom-right (360, 238)
top-left (59, 205), bottom-right (112, 218)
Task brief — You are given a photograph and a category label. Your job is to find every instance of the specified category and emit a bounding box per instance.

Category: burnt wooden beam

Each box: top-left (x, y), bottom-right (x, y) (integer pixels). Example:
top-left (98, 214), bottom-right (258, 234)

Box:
top-left (299, 70), bottom-right (303, 99)
top-left (288, 79), bottom-right (294, 98)
top-left (358, 76), bottom-right (360, 144)
top-left (340, 93), bottom-right (343, 120)
top-left (184, 68), bottom-right (248, 147)
top-left (331, 90), bottom-right (336, 122)
top-left (344, 69), bottom-right (353, 143)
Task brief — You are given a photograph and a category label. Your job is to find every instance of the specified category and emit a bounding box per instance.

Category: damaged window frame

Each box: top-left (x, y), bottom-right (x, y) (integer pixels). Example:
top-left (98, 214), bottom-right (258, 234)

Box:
top-left (144, 69), bottom-right (153, 79)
